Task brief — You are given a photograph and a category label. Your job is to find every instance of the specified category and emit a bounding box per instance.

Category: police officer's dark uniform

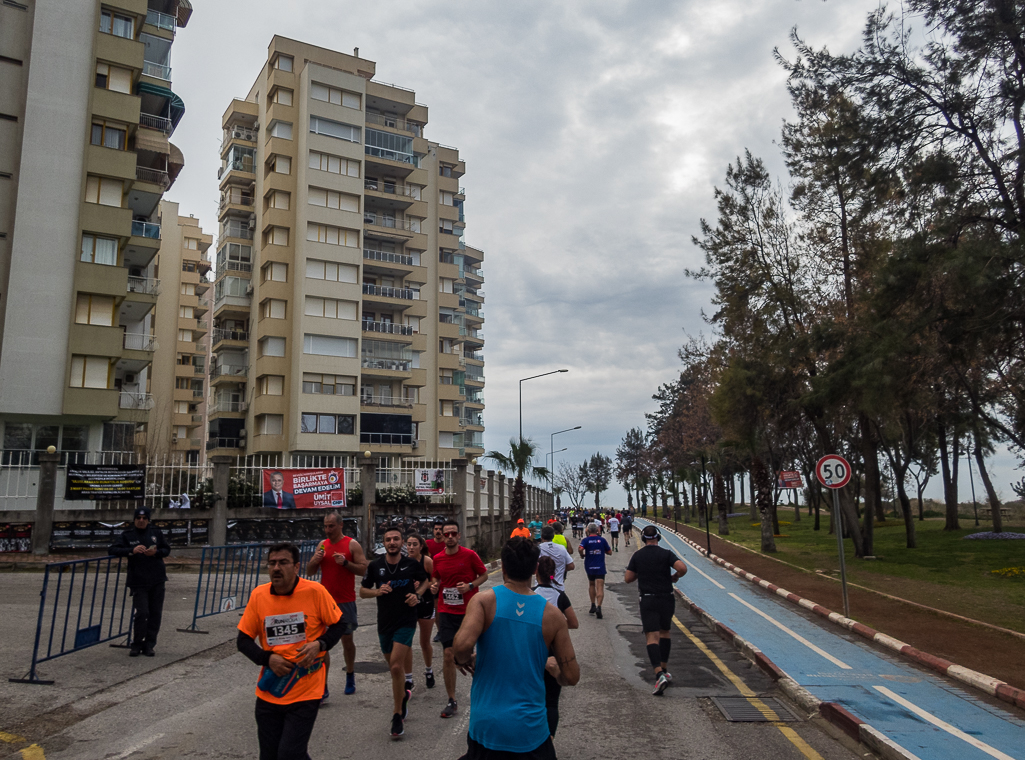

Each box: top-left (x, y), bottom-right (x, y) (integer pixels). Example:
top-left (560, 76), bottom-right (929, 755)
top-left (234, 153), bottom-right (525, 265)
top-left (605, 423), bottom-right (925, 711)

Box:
top-left (109, 507), bottom-right (171, 656)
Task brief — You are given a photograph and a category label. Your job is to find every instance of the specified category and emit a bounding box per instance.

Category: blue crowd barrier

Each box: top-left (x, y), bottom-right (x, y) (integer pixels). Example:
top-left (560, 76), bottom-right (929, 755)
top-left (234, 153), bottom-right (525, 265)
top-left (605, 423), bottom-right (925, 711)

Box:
top-left (178, 540), bottom-right (319, 634)
top-left (10, 556), bottom-right (134, 685)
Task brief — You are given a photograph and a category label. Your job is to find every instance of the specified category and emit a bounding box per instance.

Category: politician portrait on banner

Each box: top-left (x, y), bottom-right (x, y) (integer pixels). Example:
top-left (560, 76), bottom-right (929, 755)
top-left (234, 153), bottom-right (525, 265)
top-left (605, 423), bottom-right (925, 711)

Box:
top-left (261, 468), bottom-right (347, 509)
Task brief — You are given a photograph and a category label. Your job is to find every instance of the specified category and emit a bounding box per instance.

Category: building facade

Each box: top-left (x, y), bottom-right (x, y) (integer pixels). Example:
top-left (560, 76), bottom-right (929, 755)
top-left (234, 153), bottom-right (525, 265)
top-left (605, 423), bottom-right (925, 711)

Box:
top-left (0, 0), bottom-right (195, 462)
top-left (210, 37), bottom-right (485, 466)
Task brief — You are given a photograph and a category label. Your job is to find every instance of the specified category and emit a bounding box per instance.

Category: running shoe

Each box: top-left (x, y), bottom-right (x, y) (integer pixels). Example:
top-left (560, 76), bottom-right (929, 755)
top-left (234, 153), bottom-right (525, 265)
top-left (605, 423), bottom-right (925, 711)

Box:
top-left (345, 672), bottom-right (356, 695)
top-left (402, 688), bottom-right (411, 720)
top-left (595, 606), bottom-right (603, 619)
top-left (653, 672), bottom-right (669, 696)
top-left (440, 698), bottom-right (458, 718)
top-left (321, 686), bottom-right (330, 703)
top-left (390, 713), bottom-right (404, 739)
top-left (405, 679), bottom-right (414, 694)
top-left (663, 670), bottom-right (673, 683)
top-left (589, 603), bottom-right (597, 615)
top-left (425, 670), bottom-right (436, 689)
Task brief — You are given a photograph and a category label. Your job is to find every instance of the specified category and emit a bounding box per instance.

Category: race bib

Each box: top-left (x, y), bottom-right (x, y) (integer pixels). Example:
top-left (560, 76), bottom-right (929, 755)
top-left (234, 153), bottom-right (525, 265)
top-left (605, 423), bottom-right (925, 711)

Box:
top-left (442, 586), bottom-right (464, 606)
top-left (265, 611), bottom-right (306, 646)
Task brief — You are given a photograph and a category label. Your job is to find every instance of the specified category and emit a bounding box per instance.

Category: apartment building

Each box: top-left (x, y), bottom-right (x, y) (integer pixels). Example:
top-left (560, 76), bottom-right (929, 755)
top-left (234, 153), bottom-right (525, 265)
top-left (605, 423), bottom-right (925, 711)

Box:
top-left (209, 37), bottom-right (485, 466)
top-left (148, 202), bottom-right (211, 462)
top-left (0, 0), bottom-right (194, 461)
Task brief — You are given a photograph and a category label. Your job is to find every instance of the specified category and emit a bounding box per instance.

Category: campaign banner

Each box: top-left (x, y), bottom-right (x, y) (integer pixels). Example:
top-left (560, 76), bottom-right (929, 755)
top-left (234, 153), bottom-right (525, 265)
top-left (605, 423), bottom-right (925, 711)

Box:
top-left (64, 464), bottom-right (146, 501)
top-left (415, 468), bottom-right (445, 495)
top-left (777, 470), bottom-right (804, 489)
top-left (261, 468), bottom-right (346, 509)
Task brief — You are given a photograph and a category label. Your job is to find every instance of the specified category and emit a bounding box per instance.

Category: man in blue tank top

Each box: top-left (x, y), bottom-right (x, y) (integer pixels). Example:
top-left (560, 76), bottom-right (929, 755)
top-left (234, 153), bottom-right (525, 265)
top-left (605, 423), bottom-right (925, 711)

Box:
top-left (452, 537), bottom-right (579, 759)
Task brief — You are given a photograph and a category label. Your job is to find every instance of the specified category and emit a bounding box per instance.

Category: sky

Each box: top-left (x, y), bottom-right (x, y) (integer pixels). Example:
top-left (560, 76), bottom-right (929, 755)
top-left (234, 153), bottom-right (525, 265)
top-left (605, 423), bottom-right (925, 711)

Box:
top-left (164, 0), bottom-right (1023, 506)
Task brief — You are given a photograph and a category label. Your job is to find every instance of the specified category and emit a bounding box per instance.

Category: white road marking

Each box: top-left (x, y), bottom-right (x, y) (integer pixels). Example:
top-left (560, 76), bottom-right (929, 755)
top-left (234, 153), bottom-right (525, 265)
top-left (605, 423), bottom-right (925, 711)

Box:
top-left (872, 685), bottom-right (1018, 760)
top-left (728, 593), bottom-right (852, 670)
top-left (687, 563), bottom-right (726, 589)
top-left (110, 733), bottom-right (165, 759)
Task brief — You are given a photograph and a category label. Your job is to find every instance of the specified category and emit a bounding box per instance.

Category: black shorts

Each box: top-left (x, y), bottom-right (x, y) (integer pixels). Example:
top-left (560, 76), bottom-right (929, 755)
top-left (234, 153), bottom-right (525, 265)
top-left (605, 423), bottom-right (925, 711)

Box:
top-left (623, 525), bottom-right (633, 533)
top-left (459, 735), bottom-right (557, 760)
top-left (639, 594), bottom-right (675, 633)
top-left (585, 572), bottom-right (606, 582)
top-left (437, 611), bottom-right (464, 649)
top-left (610, 531), bottom-right (620, 537)
top-left (339, 601), bottom-right (358, 635)
top-left (417, 600), bottom-right (436, 620)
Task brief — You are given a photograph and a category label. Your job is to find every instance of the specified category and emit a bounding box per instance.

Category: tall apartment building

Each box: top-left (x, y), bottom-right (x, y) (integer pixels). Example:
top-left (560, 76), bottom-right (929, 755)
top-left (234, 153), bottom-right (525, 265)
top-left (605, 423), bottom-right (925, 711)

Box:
top-left (149, 201), bottom-right (211, 462)
top-left (0, 0), bottom-right (194, 460)
top-left (210, 37), bottom-right (485, 466)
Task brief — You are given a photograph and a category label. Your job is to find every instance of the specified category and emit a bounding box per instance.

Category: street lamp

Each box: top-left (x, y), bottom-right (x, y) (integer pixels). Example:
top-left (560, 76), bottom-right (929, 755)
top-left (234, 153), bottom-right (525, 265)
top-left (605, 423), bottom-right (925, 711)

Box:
top-left (550, 425), bottom-right (581, 513)
top-left (519, 369), bottom-right (569, 442)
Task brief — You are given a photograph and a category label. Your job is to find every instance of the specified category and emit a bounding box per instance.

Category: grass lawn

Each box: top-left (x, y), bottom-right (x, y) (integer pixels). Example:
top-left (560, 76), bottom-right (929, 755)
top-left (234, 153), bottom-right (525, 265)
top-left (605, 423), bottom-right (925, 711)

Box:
top-left (695, 511), bottom-right (1025, 633)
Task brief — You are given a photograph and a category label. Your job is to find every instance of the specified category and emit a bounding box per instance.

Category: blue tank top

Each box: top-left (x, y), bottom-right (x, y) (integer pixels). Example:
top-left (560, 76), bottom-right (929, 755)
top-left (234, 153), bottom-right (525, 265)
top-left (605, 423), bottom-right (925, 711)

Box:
top-left (468, 585), bottom-right (550, 752)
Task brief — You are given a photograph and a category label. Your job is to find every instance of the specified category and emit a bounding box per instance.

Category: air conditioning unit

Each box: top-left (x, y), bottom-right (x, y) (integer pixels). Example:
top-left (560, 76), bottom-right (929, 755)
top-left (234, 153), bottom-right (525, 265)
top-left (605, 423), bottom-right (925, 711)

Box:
top-left (232, 128), bottom-right (244, 139)
top-left (245, 284), bottom-right (254, 295)
top-left (124, 373), bottom-right (136, 383)
top-left (247, 218), bottom-right (256, 229)
top-left (239, 402), bottom-right (248, 412)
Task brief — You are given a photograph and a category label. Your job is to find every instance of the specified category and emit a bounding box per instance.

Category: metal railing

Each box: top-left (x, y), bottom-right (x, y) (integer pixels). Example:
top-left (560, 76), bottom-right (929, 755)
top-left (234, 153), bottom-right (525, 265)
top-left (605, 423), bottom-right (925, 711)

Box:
top-left (206, 437), bottom-right (242, 450)
top-left (360, 395), bottom-right (414, 408)
top-left (218, 160), bottom-right (255, 178)
top-left (219, 193), bottom-right (254, 208)
top-left (123, 333), bottom-right (156, 351)
top-left (361, 358), bottom-right (412, 372)
top-left (364, 179), bottom-right (421, 198)
top-left (365, 111), bottom-right (422, 136)
top-left (361, 320), bottom-right (413, 336)
top-left (362, 283), bottom-right (414, 300)
top-left (131, 220), bottom-right (161, 239)
top-left (364, 248), bottom-right (415, 266)
top-left (217, 259), bottom-right (252, 273)
top-left (212, 328), bottom-right (248, 343)
top-left (139, 113), bottom-right (172, 134)
top-left (127, 276), bottom-right (160, 295)
top-left (360, 432), bottom-right (413, 445)
top-left (136, 166), bottom-right (170, 189)
top-left (145, 9), bottom-right (176, 31)
top-left (118, 391), bottom-right (154, 410)
top-left (192, 389), bottom-right (204, 397)
top-left (209, 400), bottom-right (245, 413)
top-left (364, 144), bottom-right (419, 167)
top-left (363, 212), bottom-right (419, 231)
top-left (210, 363), bottom-right (247, 378)
top-left (143, 61), bottom-right (171, 80)
top-left (220, 226), bottom-right (254, 240)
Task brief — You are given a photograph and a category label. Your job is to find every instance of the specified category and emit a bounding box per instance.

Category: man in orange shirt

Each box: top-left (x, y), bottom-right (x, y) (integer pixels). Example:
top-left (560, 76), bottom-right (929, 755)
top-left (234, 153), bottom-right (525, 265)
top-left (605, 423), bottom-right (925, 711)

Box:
top-left (237, 542), bottom-right (345, 759)
top-left (510, 518), bottom-right (531, 540)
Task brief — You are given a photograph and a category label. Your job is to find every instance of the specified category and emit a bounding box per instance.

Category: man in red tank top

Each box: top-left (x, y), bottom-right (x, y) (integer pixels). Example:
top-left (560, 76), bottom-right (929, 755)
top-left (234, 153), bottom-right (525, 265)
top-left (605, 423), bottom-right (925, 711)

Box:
top-left (307, 512), bottom-right (368, 697)
top-left (424, 520), bottom-right (446, 558)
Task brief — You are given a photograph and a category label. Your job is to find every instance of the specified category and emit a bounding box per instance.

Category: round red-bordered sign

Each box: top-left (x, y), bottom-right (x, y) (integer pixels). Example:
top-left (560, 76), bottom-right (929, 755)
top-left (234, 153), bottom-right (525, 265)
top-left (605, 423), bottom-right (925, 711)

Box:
top-left (816, 455), bottom-right (851, 489)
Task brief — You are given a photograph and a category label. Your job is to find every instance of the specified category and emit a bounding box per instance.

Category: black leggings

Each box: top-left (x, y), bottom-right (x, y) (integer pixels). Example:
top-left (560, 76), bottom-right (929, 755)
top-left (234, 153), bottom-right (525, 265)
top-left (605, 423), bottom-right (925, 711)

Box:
top-left (255, 698), bottom-right (320, 760)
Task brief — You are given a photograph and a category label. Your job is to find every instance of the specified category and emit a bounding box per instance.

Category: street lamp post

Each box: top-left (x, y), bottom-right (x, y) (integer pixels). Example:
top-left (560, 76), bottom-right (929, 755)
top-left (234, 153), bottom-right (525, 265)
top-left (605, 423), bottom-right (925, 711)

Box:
top-left (550, 425), bottom-right (581, 514)
top-left (519, 369), bottom-right (569, 443)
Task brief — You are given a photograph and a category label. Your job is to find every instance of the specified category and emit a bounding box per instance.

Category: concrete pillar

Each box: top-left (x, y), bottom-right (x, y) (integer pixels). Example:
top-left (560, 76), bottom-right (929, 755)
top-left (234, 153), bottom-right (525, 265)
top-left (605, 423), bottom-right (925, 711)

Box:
top-left (498, 473), bottom-right (506, 537)
top-left (32, 451), bottom-right (59, 555)
top-left (210, 456), bottom-right (232, 546)
top-left (358, 455), bottom-right (376, 544)
top-left (486, 470), bottom-right (496, 549)
top-left (472, 463), bottom-right (482, 523)
top-left (453, 460), bottom-right (468, 537)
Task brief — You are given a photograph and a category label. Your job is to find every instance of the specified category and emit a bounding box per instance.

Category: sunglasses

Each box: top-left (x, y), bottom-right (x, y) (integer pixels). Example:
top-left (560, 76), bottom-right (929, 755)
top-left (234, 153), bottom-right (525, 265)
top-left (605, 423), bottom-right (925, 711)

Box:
top-left (442, 531), bottom-right (459, 537)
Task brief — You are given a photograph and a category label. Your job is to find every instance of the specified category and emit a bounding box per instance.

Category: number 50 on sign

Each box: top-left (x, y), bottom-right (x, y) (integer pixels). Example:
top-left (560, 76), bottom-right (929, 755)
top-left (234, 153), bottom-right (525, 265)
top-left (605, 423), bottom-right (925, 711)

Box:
top-left (815, 455), bottom-right (851, 489)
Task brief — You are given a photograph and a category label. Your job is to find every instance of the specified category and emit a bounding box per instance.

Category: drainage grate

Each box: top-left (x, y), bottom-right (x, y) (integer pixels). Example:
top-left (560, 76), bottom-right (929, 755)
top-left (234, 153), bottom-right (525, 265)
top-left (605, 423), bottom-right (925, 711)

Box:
top-left (710, 696), bottom-right (802, 722)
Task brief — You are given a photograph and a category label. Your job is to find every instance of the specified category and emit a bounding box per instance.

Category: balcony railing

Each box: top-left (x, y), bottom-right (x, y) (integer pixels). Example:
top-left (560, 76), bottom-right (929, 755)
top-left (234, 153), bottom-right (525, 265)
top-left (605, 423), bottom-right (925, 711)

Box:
top-left (206, 437), bottom-right (242, 450)
top-left (192, 389), bottom-right (204, 397)
top-left (143, 61), bottom-right (171, 80)
top-left (364, 179), bottom-right (421, 198)
top-left (461, 414), bottom-right (484, 427)
top-left (363, 212), bottom-right (419, 232)
top-left (361, 358), bottom-right (412, 372)
top-left (359, 395), bottom-right (414, 408)
top-left (219, 193), bottom-right (254, 209)
top-left (218, 160), bottom-right (255, 178)
top-left (127, 276), bottom-right (160, 295)
top-left (210, 400), bottom-right (245, 413)
top-left (221, 126), bottom-right (258, 152)
top-left (365, 145), bottom-right (419, 167)
top-left (361, 320), bottom-right (413, 336)
top-left (123, 333), bottom-right (156, 351)
top-left (212, 328), bottom-right (249, 343)
top-left (136, 166), bottom-right (170, 189)
top-left (360, 432), bottom-right (413, 445)
top-left (193, 363), bottom-right (204, 374)
top-left (362, 283), bottom-right (414, 300)
top-left (139, 113), bottom-right (172, 135)
top-left (119, 392), bottom-right (154, 410)
top-left (145, 9), bottom-right (176, 32)
top-left (364, 248), bottom-right (414, 267)
top-left (221, 226), bottom-right (254, 240)
top-left (464, 352), bottom-right (484, 362)
top-left (131, 220), bottom-right (161, 239)
top-left (465, 394), bottom-right (485, 405)
top-left (217, 259), bottom-right (252, 273)
top-left (364, 111), bottom-right (423, 136)
top-left (211, 363), bottom-right (247, 378)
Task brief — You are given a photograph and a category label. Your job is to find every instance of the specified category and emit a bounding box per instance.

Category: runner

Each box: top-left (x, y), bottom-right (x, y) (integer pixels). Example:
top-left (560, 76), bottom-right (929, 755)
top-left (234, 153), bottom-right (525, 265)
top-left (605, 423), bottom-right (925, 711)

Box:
top-left (537, 525), bottom-right (574, 592)
top-left (425, 520), bottom-right (446, 558)
top-left (551, 521), bottom-right (571, 552)
top-left (360, 524), bottom-right (430, 739)
top-left (306, 512), bottom-right (369, 697)
top-left (624, 524), bottom-right (688, 695)
top-left (510, 518), bottom-right (531, 540)
top-left (622, 512), bottom-right (634, 547)
top-left (577, 524), bottom-right (611, 619)
top-left (528, 517), bottom-right (544, 542)
top-left (405, 533), bottom-right (437, 690)
top-left (237, 543), bottom-right (344, 759)
top-left (452, 537), bottom-right (579, 759)
top-left (607, 514), bottom-right (621, 552)
top-left (429, 519), bottom-right (489, 718)
top-left (534, 555), bottom-right (579, 738)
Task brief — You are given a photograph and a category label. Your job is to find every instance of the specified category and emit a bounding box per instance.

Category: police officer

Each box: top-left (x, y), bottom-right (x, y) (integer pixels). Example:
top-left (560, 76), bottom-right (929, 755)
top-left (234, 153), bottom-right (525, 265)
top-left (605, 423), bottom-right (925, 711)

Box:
top-left (109, 507), bottom-right (171, 657)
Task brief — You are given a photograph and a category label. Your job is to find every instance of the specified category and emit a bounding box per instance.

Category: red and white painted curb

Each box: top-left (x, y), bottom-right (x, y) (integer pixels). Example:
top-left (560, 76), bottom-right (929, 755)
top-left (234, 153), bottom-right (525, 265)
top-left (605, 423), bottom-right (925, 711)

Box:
top-left (658, 523), bottom-right (1025, 712)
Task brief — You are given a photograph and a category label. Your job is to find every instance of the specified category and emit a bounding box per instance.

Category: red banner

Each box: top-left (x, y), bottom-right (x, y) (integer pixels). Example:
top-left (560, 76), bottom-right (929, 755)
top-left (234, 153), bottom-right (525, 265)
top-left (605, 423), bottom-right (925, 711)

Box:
top-left (261, 468), bottom-right (346, 509)
top-left (776, 470), bottom-right (804, 489)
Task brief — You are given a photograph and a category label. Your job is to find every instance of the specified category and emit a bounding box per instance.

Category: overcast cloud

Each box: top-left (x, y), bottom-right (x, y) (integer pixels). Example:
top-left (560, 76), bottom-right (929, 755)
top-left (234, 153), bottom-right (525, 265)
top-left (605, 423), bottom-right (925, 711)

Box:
top-left (165, 0), bottom-right (1021, 503)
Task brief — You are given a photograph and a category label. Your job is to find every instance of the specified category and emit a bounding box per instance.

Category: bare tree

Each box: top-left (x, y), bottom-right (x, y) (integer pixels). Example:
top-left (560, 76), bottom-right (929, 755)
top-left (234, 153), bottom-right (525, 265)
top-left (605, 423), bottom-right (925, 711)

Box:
top-left (556, 461), bottom-right (588, 508)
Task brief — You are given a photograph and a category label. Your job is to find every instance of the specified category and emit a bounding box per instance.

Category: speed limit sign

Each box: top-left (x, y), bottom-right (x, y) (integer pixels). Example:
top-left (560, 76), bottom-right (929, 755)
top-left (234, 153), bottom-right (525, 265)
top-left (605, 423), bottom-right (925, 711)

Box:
top-left (816, 455), bottom-right (851, 489)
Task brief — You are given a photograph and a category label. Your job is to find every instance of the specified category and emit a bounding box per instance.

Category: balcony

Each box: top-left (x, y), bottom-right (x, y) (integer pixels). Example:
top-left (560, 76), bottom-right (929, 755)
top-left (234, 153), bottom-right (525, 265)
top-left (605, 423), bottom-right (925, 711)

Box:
top-left (220, 225), bottom-right (254, 241)
top-left (145, 9), bottom-right (176, 32)
top-left (211, 363), bottom-right (247, 380)
top-left (193, 363), bottom-right (205, 375)
top-left (361, 358), bottom-right (412, 372)
top-left (364, 179), bottom-right (421, 199)
top-left (360, 432), bottom-right (413, 445)
top-left (127, 276), bottom-right (160, 296)
top-left (143, 61), bottom-right (171, 80)
top-left (123, 333), bottom-right (156, 351)
top-left (210, 400), bottom-right (246, 413)
top-left (212, 328), bottom-right (249, 343)
top-left (221, 126), bottom-right (258, 152)
top-left (360, 395), bottom-right (414, 409)
top-left (119, 391), bottom-right (154, 410)
top-left (365, 111), bottom-right (422, 136)
top-left (131, 220), bottom-right (161, 239)
top-left (362, 283), bottom-right (414, 300)
top-left (217, 259), bottom-right (252, 273)
top-left (361, 320), bottom-right (413, 336)
top-left (363, 212), bottom-right (419, 233)
top-left (136, 166), bottom-right (170, 189)
top-left (218, 159), bottom-right (255, 179)
top-left (139, 112), bottom-right (172, 135)
top-left (364, 248), bottom-right (415, 267)
top-left (206, 437), bottom-right (242, 451)
top-left (219, 192), bottom-right (254, 210)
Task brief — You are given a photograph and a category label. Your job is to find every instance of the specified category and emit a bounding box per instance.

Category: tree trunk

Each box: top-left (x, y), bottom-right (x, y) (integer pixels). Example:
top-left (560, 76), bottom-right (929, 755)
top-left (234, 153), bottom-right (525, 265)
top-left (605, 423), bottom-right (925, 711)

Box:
top-left (510, 476), bottom-right (525, 523)
top-left (894, 463), bottom-right (917, 548)
top-left (859, 414), bottom-right (878, 555)
top-left (938, 422), bottom-right (960, 530)
top-left (682, 481), bottom-right (691, 523)
top-left (973, 430), bottom-right (1003, 533)
top-left (739, 474), bottom-right (746, 513)
top-left (715, 473), bottom-right (729, 535)
top-left (793, 488), bottom-right (801, 522)
top-left (752, 457), bottom-right (776, 552)
top-left (749, 469), bottom-right (757, 520)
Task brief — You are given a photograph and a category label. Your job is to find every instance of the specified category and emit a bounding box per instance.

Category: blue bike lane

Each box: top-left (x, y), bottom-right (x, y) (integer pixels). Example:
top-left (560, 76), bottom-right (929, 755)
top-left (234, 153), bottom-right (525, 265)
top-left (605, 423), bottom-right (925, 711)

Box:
top-left (636, 520), bottom-right (1025, 760)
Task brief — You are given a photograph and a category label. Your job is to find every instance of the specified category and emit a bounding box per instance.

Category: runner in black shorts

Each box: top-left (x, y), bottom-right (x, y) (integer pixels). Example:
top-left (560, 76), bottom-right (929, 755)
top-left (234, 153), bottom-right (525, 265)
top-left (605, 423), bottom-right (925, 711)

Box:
top-left (625, 525), bottom-right (687, 695)
top-left (405, 533), bottom-right (436, 690)
top-left (622, 513), bottom-right (634, 546)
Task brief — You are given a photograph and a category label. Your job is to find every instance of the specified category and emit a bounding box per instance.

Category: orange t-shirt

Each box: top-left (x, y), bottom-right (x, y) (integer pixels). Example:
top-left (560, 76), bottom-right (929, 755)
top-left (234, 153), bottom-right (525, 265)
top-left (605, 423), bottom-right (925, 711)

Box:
top-left (238, 577), bottom-right (342, 704)
top-left (511, 526), bottom-right (531, 539)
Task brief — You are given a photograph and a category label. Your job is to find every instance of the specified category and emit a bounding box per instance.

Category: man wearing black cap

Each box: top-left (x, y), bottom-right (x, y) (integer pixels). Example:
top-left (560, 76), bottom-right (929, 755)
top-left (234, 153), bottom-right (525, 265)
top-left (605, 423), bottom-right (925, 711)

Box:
top-left (109, 507), bottom-right (171, 656)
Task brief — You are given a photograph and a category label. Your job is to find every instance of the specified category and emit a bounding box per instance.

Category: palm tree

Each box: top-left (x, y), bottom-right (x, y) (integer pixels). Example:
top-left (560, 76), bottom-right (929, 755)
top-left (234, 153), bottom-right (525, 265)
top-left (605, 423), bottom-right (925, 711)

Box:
top-left (486, 438), bottom-right (550, 523)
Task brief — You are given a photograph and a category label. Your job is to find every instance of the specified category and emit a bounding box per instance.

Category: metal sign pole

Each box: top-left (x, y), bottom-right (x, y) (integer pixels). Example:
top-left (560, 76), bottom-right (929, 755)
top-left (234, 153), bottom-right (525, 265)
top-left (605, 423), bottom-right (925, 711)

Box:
top-left (833, 488), bottom-right (850, 618)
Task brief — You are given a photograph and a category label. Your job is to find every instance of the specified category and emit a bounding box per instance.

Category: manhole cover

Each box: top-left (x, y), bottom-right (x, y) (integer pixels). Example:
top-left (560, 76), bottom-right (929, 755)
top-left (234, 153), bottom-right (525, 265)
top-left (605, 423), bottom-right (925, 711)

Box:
top-left (710, 696), bottom-right (801, 722)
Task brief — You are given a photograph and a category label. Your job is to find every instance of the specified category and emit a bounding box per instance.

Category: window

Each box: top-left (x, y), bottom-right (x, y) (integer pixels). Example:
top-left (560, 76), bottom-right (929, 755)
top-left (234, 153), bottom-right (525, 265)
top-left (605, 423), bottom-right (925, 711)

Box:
top-left (440, 191), bottom-right (454, 206)
top-left (305, 259), bottom-right (358, 283)
top-left (180, 282), bottom-right (196, 296)
top-left (184, 237), bottom-right (199, 249)
top-left (174, 401), bottom-right (189, 414)
top-left (270, 155), bottom-right (291, 174)
top-left (262, 262), bottom-right (288, 282)
top-left (302, 373), bottom-right (355, 395)
top-left (309, 150), bottom-right (360, 177)
top-left (74, 294), bottom-right (114, 326)
top-left (80, 234), bottom-right (118, 265)
top-left (303, 334), bottom-right (356, 357)
top-left (274, 55), bottom-right (293, 72)
top-left (268, 121), bottom-right (293, 140)
top-left (305, 297), bottom-right (357, 320)
top-left (95, 63), bottom-right (132, 93)
top-left (307, 223), bottom-right (358, 247)
top-left (178, 328), bottom-right (193, 342)
top-left (440, 219), bottom-right (455, 235)
top-left (308, 187), bottom-right (359, 212)
top-left (440, 164), bottom-right (453, 177)
top-left (69, 355), bottom-right (111, 389)
top-left (100, 10), bottom-right (134, 38)
top-left (85, 176), bottom-right (122, 207)
top-left (179, 305), bottom-right (194, 318)
top-left (259, 336), bottom-right (286, 357)
top-left (365, 129), bottom-right (415, 164)
top-left (264, 227), bottom-right (289, 246)
top-left (257, 414), bottom-right (284, 435)
top-left (267, 191), bottom-right (290, 210)
top-left (439, 278), bottom-right (454, 293)
top-left (91, 121), bottom-right (126, 150)
top-left (301, 413), bottom-right (355, 435)
top-left (259, 376), bottom-right (284, 396)
top-left (311, 83), bottom-right (361, 109)
top-left (272, 88), bottom-right (293, 106)
top-left (260, 299), bottom-right (286, 319)
top-left (310, 116), bottom-right (360, 143)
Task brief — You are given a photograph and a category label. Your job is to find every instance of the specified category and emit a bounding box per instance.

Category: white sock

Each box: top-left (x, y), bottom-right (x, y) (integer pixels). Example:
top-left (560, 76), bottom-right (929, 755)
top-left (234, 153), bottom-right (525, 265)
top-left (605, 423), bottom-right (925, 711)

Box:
top-left (425, 666), bottom-right (433, 674)
top-left (405, 673), bottom-right (413, 682)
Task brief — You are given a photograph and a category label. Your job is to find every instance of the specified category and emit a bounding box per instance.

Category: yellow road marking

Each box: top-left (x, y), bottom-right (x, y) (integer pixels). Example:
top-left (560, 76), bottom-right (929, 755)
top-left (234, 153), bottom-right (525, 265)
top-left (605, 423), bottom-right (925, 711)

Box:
top-left (672, 615), bottom-right (824, 760)
top-left (20, 745), bottom-right (45, 760)
top-left (0, 732), bottom-right (26, 743)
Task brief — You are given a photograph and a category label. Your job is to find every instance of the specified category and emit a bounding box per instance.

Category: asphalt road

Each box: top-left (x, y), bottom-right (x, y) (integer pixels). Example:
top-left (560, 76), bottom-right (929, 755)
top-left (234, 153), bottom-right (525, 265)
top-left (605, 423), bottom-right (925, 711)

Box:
top-left (1, 541), bottom-right (865, 760)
